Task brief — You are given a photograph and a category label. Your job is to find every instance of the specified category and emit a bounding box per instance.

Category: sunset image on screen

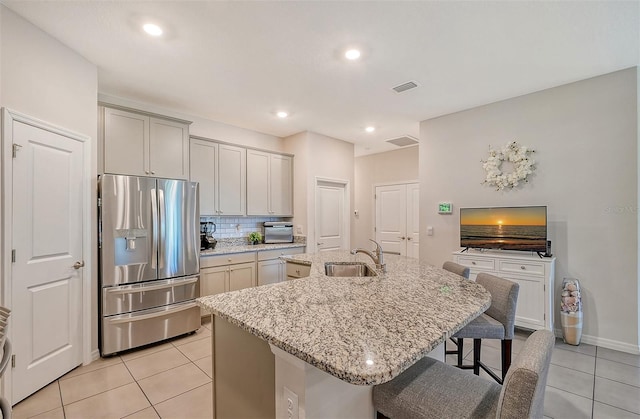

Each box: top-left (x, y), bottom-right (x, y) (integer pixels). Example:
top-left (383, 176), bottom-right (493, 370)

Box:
top-left (460, 206), bottom-right (547, 252)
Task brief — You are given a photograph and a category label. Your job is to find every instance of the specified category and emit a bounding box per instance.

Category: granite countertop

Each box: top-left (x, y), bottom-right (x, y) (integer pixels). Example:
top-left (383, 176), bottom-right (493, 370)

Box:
top-left (200, 242), bottom-right (306, 256)
top-left (197, 250), bottom-right (491, 385)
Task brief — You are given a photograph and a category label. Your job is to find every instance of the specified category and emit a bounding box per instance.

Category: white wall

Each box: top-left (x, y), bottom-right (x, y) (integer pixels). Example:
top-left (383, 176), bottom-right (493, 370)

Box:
top-left (99, 93), bottom-right (284, 152)
top-left (284, 131), bottom-right (354, 251)
top-left (1, 5), bottom-right (99, 353)
top-left (353, 146), bottom-right (419, 249)
top-left (420, 68), bottom-right (638, 353)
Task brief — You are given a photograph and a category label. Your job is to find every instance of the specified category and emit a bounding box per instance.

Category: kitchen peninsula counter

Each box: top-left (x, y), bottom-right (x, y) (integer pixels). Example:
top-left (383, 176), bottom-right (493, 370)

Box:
top-left (198, 251), bottom-right (490, 419)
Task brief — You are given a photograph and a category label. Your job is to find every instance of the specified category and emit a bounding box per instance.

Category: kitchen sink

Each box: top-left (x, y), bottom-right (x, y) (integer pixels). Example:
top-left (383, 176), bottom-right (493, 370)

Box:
top-left (324, 262), bottom-right (377, 277)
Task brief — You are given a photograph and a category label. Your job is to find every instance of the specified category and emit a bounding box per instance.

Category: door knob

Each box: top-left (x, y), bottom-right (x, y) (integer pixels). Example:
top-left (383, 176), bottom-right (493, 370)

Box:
top-left (73, 261), bottom-right (85, 269)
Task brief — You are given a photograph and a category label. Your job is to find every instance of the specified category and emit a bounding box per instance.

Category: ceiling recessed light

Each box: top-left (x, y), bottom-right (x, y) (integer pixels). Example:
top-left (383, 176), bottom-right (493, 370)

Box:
top-left (365, 126), bottom-right (375, 133)
top-left (277, 111), bottom-right (288, 118)
top-left (143, 23), bottom-right (163, 37)
top-left (345, 49), bottom-right (361, 60)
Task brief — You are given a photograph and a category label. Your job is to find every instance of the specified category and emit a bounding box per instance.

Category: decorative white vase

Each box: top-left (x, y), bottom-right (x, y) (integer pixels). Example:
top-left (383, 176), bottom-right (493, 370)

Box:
top-left (560, 278), bottom-right (583, 345)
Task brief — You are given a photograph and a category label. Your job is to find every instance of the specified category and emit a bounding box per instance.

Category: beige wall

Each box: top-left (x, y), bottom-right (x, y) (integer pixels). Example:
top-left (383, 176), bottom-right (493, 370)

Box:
top-left (353, 146), bottom-right (419, 250)
top-left (1, 6), bottom-right (99, 351)
top-left (284, 131), bottom-right (354, 250)
top-left (420, 68), bottom-right (638, 352)
top-left (99, 93), bottom-right (284, 152)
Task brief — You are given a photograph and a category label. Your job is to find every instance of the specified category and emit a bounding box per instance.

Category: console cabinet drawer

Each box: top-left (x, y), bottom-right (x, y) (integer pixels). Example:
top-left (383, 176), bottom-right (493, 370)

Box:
top-left (457, 256), bottom-right (495, 271)
top-left (499, 261), bottom-right (545, 276)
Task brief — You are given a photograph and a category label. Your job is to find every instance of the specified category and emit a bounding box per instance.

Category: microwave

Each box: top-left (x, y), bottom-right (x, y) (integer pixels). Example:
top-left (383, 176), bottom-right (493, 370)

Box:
top-left (264, 222), bottom-right (294, 243)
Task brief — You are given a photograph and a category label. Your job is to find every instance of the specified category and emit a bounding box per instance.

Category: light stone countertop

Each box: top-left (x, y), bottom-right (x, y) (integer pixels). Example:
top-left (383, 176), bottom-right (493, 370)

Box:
top-left (197, 250), bottom-right (491, 385)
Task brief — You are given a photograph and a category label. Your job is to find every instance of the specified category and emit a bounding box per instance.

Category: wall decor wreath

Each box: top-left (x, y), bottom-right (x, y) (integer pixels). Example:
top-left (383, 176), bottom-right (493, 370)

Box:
top-left (481, 141), bottom-right (535, 191)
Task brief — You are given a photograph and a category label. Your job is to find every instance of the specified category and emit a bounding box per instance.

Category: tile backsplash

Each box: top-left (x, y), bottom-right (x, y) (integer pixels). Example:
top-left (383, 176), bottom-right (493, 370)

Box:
top-left (200, 216), bottom-right (292, 239)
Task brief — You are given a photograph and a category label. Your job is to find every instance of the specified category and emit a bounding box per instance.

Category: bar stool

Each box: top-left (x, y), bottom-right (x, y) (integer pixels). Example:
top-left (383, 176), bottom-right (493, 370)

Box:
top-left (373, 330), bottom-right (555, 419)
top-left (453, 272), bottom-right (519, 383)
top-left (442, 262), bottom-right (470, 363)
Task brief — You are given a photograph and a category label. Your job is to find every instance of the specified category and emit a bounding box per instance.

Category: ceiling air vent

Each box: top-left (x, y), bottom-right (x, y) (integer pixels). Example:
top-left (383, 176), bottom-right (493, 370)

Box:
top-left (392, 81), bottom-right (419, 93)
top-left (386, 135), bottom-right (419, 147)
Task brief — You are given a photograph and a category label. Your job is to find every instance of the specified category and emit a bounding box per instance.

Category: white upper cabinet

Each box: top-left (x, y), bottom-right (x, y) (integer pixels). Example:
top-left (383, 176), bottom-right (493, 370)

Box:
top-left (102, 106), bottom-right (190, 179)
top-left (218, 144), bottom-right (246, 216)
top-left (247, 150), bottom-right (293, 216)
top-left (189, 139), bottom-right (246, 216)
top-left (190, 139), bottom-right (217, 216)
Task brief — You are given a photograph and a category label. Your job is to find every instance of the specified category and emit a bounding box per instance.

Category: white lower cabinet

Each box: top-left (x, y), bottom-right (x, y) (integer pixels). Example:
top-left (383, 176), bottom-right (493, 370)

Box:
top-left (257, 247), bottom-right (305, 286)
top-left (452, 250), bottom-right (556, 331)
top-left (200, 252), bottom-right (257, 316)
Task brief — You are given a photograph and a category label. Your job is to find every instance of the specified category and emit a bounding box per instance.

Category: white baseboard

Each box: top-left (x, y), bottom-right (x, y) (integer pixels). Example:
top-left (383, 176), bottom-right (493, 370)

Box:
top-left (86, 349), bottom-right (100, 366)
top-left (553, 328), bottom-right (640, 354)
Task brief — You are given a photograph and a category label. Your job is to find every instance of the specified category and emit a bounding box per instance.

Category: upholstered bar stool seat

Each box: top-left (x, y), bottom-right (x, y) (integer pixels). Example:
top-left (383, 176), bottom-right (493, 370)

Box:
top-left (452, 272), bottom-right (519, 383)
top-left (373, 330), bottom-right (555, 419)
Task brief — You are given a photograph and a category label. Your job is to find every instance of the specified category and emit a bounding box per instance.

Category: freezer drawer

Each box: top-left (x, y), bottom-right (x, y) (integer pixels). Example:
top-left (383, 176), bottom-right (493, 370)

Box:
top-left (102, 276), bottom-right (199, 316)
top-left (101, 301), bottom-right (200, 356)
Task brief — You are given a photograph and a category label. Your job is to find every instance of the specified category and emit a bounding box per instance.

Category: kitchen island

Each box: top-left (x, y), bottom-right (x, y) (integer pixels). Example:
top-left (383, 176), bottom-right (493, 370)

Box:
top-left (197, 250), bottom-right (491, 418)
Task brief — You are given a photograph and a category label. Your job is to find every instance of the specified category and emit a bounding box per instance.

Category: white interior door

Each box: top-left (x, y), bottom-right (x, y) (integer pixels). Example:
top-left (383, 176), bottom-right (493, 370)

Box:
top-left (11, 120), bottom-right (84, 403)
top-left (315, 180), bottom-right (347, 252)
top-left (407, 183), bottom-right (420, 259)
top-left (375, 183), bottom-right (419, 258)
top-left (375, 185), bottom-right (407, 255)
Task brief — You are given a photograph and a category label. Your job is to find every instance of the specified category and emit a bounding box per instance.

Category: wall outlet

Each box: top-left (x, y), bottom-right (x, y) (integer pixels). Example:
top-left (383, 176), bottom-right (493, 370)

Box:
top-left (284, 386), bottom-right (299, 419)
top-left (427, 226), bottom-right (434, 236)
top-left (296, 225), bottom-right (303, 234)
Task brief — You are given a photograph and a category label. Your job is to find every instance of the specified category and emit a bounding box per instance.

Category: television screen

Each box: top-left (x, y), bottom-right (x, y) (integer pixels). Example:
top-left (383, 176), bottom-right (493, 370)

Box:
top-left (460, 206), bottom-right (547, 252)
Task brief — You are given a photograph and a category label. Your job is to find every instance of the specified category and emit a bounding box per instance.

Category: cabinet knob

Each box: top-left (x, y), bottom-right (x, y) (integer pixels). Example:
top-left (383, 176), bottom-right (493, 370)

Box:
top-left (471, 261), bottom-right (476, 265)
top-left (145, 171), bottom-right (150, 174)
top-left (407, 237), bottom-right (412, 241)
top-left (228, 258), bottom-right (232, 262)
top-left (520, 266), bottom-right (526, 270)
top-left (151, 171), bottom-right (155, 175)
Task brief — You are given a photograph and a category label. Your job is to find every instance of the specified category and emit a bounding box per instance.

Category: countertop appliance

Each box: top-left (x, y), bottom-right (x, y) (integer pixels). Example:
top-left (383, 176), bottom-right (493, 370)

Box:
top-left (98, 174), bottom-right (200, 356)
top-left (200, 221), bottom-right (217, 250)
top-left (264, 222), bottom-right (294, 243)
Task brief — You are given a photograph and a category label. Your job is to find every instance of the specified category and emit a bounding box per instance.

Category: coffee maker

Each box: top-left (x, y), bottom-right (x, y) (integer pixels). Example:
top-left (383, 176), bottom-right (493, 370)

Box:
top-left (200, 222), bottom-right (217, 250)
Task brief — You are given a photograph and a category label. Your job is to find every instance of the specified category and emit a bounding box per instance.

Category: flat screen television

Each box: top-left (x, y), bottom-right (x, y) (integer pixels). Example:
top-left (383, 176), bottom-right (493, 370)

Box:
top-left (460, 206), bottom-right (547, 253)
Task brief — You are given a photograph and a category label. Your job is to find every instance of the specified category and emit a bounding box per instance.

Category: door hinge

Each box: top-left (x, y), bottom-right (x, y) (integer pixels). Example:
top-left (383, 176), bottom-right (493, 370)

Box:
top-left (11, 354), bottom-right (15, 368)
top-left (97, 198), bottom-right (102, 207)
top-left (374, 227), bottom-right (377, 232)
top-left (11, 249), bottom-right (15, 263)
top-left (12, 143), bottom-right (22, 158)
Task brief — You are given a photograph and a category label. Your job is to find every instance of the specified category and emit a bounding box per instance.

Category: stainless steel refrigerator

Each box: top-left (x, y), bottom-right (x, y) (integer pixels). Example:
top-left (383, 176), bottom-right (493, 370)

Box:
top-left (99, 174), bottom-right (200, 356)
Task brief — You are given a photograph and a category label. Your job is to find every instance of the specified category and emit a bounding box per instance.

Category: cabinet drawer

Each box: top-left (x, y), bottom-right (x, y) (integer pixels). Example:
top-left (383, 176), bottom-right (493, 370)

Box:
top-left (258, 247), bottom-right (304, 261)
top-left (201, 252), bottom-right (256, 268)
top-left (499, 260), bottom-right (545, 276)
top-left (457, 256), bottom-right (495, 270)
top-left (286, 262), bottom-right (311, 279)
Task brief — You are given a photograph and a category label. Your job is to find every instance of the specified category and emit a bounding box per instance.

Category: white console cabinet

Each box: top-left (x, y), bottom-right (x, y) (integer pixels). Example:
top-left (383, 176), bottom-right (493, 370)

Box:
top-left (452, 250), bottom-right (555, 331)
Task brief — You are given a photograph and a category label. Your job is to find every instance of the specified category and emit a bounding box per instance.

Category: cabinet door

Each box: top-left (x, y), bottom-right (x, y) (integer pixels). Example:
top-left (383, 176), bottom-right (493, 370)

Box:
top-left (103, 107), bottom-right (148, 176)
top-left (218, 144), bottom-right (246, 215)
top-left (229, 262), bottom-right (256, 291)
top-left (269, 154), bottom-right (293, 216)
top-left (200, 266), bottom-right (227, 316)
top-left (503, 274), bottom-right (546, 329)
top-left (190, 139), bottom-right (218, 215)
top-left (246, 150), bottom-right (270, 215)
top-left (149, 117), bottom-right (189, 179)
top-left (258, 259), bottom-right (282, 286)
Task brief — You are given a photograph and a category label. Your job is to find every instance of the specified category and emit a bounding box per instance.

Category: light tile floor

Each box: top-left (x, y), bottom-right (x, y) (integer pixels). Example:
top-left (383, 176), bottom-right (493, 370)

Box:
top-left (12, 325), bottom-right (640, 419)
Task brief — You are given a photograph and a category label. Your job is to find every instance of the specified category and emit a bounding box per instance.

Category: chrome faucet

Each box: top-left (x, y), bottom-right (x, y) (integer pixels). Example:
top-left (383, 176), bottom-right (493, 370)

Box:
top-left (351, 239), bottom-right (386, 272)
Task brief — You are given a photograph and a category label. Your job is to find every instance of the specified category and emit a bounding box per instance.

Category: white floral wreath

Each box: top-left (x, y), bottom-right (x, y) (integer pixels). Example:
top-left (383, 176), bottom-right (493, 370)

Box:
top-left (481, 141), bottom-right (535, 190)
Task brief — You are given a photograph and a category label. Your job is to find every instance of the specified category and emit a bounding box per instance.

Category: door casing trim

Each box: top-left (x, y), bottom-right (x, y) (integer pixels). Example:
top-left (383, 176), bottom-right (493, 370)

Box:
top-left (1, 108), bottom-right (93, 405)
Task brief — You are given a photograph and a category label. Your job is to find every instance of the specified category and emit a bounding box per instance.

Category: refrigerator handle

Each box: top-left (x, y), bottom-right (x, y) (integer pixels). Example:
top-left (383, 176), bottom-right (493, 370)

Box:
top-left (151, 187), bottom-right (158, 269)
top-left (157, 187), bottom-right (166, 270)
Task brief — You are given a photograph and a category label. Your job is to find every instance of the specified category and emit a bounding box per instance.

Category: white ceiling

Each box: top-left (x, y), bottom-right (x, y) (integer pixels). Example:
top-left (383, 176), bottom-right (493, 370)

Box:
top-left (3, 1), bottom-right (639, 156)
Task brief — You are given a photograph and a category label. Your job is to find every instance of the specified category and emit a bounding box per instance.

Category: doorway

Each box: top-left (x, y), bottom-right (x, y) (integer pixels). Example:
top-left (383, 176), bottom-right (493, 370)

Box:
top-left (315, 178), bottom-right (350, 252)
top-left (375, 183), bottom-right (419, 258)
top-left (2, 109), bottom-right (90, 404)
